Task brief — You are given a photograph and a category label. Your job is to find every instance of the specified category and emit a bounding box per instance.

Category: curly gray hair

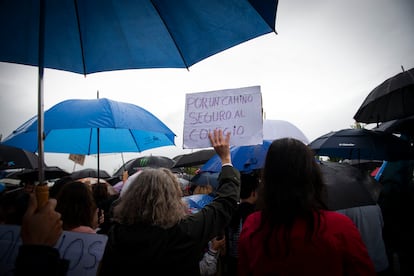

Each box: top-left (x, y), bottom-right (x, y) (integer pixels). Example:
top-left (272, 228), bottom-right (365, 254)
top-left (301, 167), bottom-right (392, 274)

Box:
top-left (113, 168), bottom-right (188, 228)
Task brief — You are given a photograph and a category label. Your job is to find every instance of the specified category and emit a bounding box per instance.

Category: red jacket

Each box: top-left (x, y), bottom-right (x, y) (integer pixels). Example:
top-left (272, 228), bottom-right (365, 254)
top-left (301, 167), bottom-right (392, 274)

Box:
top-left (238, 210), bottom-right (375, 276)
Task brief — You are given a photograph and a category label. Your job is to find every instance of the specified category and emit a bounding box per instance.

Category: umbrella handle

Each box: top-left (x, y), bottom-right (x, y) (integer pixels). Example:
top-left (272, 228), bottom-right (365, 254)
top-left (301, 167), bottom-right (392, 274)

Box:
top-left (35, 184), bottom-right (49, 209)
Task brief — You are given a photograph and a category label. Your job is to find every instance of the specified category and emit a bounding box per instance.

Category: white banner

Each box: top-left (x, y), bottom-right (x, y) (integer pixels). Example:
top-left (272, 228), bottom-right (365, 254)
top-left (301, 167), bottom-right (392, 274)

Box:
top-left (183, 86), bottom-right (263, 149)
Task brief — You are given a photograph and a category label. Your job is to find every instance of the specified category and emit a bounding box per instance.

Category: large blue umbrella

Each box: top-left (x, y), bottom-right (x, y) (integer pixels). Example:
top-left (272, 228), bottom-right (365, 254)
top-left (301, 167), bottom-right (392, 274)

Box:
top-left (0, 0), bottom-right (279, 184)
top-left (1, 98), bottom-right (176, 154)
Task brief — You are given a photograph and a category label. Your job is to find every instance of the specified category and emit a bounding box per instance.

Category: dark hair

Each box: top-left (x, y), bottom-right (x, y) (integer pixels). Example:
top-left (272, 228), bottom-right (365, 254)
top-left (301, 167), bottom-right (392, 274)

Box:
top-left (49, 176), bottom-right (73, 198)
top-left (257, 138), bottom-right (327, 255)
top-left (55, 181), bottom-right (97, 230)
top-left (240, 173), bottom-right (259, 199)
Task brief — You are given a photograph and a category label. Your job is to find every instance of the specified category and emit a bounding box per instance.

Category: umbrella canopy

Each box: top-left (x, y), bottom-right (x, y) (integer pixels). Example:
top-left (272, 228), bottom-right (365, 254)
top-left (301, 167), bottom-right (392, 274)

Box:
top-left (201, 119), bottom-right (309, 173)
top-left (263, 119), bottom-right (309, 144)
top-left (6, 166), bottom-right (70, 182)
top-left (0, 144), bottom-right (41, 170)
top-left (308, 128), bottom-right (413, 161)
top-left (113, 155), bottom-right (175, 177)
top-left (373, 115), bottom-right (414, 138)
top-left (70, 168), bottom-right (111, 180)
top-left (202, 140), bottom-right (272, 173)
top-left (354, 67), bottom-right (414, 124)
top-left (2, 98), bottom-right (176, 154)
top-left (173, 149), bottom-right (216, 168)
top-left (0, 0), bottom-right (278, 74)
top-left (182, 194), bottom-right (214, 213)
top-left (319, 161), bottom-right (379, 211)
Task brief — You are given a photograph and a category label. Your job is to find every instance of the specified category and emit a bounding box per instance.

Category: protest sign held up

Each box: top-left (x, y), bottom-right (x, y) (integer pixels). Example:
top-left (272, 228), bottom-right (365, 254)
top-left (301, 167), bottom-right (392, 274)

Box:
top-left (183, 86), bottom-right (263, 149)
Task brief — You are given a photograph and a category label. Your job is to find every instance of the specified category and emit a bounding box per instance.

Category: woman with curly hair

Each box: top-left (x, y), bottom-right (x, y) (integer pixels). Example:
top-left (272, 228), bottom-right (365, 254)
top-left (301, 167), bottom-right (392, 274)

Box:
top-left (98, 129), bottom-right (240, 275)
top-left (237, 138), bottom-right (376, 276)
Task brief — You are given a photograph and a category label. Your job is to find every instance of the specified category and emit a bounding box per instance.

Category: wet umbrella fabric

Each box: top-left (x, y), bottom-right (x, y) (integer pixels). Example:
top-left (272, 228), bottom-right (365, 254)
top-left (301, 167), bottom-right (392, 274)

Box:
top-left (354, 67), bottom-right (414, 124)
top-left (0, 0), bottom-right (278, 74)
top-left (373, 115), bottom-right (414, 138)
top-left (319, 161), bottom-right (379, 211)
top-left (2, 98), bottom-right (176, 154)
top-left (0, 144), bottom-right (40, 170)
top-left (6, 166), bottom-right (70, 182)
top-left (113, 155), bottom-right (175, 177)
top-left (173, 149), bottom-right (216, 168)
top-left (70, 168), bottom-right (111, 180)
top-left (308, 128), bottom-right (413, 161)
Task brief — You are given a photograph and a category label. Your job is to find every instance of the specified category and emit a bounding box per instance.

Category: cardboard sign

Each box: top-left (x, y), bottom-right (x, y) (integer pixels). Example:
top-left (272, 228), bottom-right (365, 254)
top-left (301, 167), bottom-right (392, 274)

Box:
top-left (0, 225), bottom-right (107, 276)
top-left (183, 86), bottom-right (263, 148)
top-left (69, 154), bottom-right (86, 166)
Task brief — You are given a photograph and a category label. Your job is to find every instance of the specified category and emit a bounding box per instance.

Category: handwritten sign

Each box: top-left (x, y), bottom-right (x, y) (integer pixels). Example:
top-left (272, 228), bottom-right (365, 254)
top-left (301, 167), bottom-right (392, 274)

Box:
top-left (183, 86), bottom-right (263, 148)
top-left (69, 154), bottom-right (86, 166)
top-left (0, 224), bottom-right (107, 276)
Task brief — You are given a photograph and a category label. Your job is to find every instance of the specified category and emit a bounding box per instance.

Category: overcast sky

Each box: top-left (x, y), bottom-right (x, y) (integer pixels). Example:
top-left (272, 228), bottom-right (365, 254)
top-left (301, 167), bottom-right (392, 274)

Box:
top-left (1, 0), bottom-right (414, 174)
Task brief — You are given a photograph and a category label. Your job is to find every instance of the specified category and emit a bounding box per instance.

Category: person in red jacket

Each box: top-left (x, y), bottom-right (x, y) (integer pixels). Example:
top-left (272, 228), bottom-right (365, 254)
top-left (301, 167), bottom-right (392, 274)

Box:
top-left (238, 138), bottom-right (376, 276)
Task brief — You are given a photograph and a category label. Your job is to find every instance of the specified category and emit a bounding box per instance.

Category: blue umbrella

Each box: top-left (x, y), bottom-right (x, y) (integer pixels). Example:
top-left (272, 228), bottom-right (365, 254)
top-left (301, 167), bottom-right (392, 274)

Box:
top-left (182, 194), bottom-right (214, 213)
top-left (1, 98), bottom-right (176, 154)
top-left (201, 119), bottom-right (309, 173)
top-left (201, 140), bottom-right (272, 173)
top-left (0, 0), bottom-right (279, 183)
top-left (0, 0), bottom-right (278, 74)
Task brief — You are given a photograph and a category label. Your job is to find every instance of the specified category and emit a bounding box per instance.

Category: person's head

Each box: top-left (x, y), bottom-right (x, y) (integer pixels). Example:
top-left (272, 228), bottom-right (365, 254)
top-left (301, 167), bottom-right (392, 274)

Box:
top-left (113, 168), bottom-right (187, 229)
top-left (240, 173), bottom-right (259, 201)
top-left (49, 175), bottom-right (73, 198)
top-left (259, 138), bottom-right (327, 225)
top-left (55, 181), bottom-right (97, 230)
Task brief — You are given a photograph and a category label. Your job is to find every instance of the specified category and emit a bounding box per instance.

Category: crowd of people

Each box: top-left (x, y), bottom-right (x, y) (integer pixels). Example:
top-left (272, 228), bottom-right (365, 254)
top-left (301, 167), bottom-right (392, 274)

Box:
top-left (1, 128), bottom-right (413, 275)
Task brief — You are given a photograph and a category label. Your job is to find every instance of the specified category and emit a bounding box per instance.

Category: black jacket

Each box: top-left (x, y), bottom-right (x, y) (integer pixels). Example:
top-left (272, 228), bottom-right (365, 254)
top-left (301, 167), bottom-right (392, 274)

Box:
top-left (98, 165), bottom-right (240, 275)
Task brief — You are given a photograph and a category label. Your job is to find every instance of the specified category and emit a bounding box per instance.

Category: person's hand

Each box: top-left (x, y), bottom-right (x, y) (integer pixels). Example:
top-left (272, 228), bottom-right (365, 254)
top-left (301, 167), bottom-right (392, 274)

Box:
top-left (210, 236), bottom-right (226, 252)
top-left (20, 192), bottom-right (63, 246)
top-left (208, 129), bottom-right (231, 165)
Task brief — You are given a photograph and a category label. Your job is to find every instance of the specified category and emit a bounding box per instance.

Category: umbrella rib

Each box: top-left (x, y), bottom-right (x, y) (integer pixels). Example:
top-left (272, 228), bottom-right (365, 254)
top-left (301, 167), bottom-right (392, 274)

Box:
top-left (129, 129), bottom-right (142, 152)
top-left (74, 0), bottom-right (87, 75)
top-left (149, 0), bottom-right (190, 70)
top-left (87, 128), bottom-right (93, 155)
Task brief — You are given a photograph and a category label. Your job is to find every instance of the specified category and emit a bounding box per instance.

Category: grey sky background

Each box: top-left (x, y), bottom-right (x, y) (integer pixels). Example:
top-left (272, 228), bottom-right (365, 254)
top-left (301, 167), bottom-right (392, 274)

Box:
top-left (1, 0), bottom-right (413, 174)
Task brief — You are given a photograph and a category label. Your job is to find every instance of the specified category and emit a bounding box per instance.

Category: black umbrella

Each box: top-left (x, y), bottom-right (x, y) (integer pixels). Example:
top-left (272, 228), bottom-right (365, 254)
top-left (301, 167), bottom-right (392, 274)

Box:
top-left (173, 149), bottom-right (216, 168)
top-left (373, 115), bottom-right (414, 138)
top-left (6, 166), bottom-right (70, 182)
top-left (319, 161), bottom-right (380, 211)
top-left (70, 168), bottom-right (111, 180)
top-left (113, 155), bottom-right (175, 177)
top-left (354, 67), bottom-right (414, 124)
top-left (0, 144), bottom-right (41, 170)
top-left (308, 128), bottom-right (413, 161)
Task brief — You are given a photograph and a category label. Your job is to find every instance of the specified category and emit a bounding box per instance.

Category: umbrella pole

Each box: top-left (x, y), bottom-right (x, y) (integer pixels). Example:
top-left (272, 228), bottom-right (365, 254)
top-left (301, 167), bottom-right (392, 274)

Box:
top-left (97, 128), bottom-right (100, 185)
top-left (36, 0), bottom-right (48, 208)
